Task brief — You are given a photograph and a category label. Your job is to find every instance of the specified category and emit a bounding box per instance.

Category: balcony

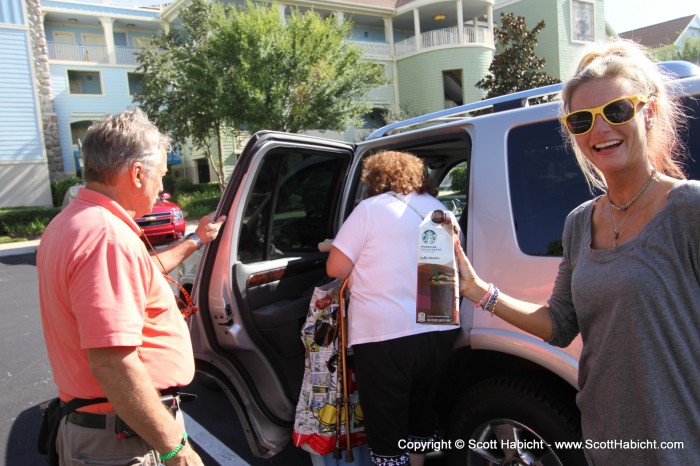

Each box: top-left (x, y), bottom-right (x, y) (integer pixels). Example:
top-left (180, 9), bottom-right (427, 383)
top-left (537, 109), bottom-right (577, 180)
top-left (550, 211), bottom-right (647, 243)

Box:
top-left (347, 40), bottom-right (391, 60)
top-left (47, 42), bottom-right (142, 66)
top-left (395, 25), bottom-right (493, 57)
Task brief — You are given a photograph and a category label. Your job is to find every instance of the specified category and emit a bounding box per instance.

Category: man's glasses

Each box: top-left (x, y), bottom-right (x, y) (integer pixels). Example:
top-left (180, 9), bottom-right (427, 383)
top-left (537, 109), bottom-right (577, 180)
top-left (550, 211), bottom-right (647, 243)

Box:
top-left (561, 95), bottom-right (648, 135)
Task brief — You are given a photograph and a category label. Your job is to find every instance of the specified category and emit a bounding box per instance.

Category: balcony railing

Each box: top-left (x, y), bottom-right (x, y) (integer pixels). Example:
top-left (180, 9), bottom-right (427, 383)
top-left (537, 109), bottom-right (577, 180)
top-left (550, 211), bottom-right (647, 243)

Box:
top-left (47, 43), bottom-right (142, 66)
top-left (348, 40), bottom-right (390, 59)
top-left (395, 25), bottom-right (493, 58)
top-left (47, 25), bottom-right (493, 66)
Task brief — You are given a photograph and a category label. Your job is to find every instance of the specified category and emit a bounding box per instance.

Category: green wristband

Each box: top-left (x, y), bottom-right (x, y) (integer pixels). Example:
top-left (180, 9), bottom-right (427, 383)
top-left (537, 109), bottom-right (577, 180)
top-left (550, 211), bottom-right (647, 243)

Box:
top-left (159, 432), bottom-right (188, 461)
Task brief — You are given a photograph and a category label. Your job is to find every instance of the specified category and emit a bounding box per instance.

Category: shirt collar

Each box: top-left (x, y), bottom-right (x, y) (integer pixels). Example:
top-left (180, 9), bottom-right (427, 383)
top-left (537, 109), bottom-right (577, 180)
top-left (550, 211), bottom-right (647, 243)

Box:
top-left (75, 187), bottom-right (142, 236)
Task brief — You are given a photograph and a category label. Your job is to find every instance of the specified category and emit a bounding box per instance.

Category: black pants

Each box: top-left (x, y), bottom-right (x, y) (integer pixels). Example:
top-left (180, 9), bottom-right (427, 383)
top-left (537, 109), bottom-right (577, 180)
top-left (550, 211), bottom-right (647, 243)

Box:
top-left (353, 329), bottom-right (459, 457)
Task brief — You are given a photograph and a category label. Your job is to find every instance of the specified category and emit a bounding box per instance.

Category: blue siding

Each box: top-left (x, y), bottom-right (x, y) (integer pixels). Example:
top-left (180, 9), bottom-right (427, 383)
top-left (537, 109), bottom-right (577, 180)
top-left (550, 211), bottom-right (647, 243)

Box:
top-left (51, 64), bottom-right (139, 170)
top-left (0, 0), bottom-right (23, 25)
top-left (0, 29), bottom-right (42, 161)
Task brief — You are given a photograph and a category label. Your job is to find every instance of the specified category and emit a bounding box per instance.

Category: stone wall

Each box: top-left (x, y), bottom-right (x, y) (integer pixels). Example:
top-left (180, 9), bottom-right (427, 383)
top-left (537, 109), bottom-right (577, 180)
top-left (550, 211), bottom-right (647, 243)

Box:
top-left (25, 0), bottom-right (65, 180)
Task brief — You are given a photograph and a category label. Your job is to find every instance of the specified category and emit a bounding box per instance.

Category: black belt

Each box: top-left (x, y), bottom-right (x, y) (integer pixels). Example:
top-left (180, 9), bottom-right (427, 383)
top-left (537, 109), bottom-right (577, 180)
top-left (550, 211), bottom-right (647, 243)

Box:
top-left (67, 411), bottom-right (108, 429)
top-left (67, 390), bottom-right (183, 431)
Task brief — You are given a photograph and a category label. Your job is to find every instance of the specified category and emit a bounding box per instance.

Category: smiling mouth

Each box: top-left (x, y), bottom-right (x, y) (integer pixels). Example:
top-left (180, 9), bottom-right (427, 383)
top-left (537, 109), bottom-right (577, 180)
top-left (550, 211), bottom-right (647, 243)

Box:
top-left (594, 140), bottom-right (622, 152)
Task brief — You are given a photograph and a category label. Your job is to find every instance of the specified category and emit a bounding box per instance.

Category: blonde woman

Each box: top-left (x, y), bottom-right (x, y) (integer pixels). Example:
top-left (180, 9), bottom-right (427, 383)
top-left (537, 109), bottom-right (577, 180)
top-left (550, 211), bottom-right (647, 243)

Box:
top-left (454, 40), bottom-right (699, 464)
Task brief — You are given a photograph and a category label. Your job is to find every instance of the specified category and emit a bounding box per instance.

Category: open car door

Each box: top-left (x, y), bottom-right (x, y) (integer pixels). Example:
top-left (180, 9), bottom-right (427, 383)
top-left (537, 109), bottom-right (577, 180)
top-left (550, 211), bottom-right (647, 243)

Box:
top-left (188, 131), bottom-right (355, 456)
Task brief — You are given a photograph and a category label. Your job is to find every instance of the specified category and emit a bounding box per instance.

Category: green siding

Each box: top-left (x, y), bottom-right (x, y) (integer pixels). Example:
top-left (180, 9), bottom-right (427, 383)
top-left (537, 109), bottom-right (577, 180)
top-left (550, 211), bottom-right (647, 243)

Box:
top-left (494, 0), bottom-right (606, 81)
top-left (397, 47), bottom-right (493, 112)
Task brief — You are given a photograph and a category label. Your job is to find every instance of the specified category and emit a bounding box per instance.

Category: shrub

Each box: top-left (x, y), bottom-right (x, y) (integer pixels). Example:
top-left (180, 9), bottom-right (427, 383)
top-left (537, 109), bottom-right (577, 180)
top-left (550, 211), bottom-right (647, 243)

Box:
top-left (177, 191), bottom-right (221, 219)
top-left (51, 177), bottom-right (83, 207)
top-left (0, 207), bottom-right (61, 237)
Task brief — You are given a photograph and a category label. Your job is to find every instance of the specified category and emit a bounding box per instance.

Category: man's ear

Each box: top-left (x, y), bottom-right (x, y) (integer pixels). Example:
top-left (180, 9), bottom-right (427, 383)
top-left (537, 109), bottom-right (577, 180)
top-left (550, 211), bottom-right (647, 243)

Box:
top-left (130, 162), bottom-right (144, 188)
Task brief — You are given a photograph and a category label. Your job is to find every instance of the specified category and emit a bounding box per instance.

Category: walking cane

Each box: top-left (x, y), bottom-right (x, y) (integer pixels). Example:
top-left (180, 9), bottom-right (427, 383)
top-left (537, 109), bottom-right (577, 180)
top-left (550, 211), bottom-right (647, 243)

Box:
top-left (333, 355), bottom-right (343, 460)
top-left (338, 278), bottom-right (354, 462)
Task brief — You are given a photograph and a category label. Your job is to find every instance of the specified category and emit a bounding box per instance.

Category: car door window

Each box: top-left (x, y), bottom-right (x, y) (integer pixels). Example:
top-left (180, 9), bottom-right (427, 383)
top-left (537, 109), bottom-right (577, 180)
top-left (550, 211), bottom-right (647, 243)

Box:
top-left (239, 150), bottom-right (345, 263)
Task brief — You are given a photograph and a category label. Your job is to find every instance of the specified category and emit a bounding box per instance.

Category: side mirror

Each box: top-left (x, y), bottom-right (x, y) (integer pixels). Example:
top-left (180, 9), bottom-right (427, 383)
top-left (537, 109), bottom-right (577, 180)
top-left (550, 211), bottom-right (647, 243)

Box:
top-left (160, 192), bottom-right (171, 200)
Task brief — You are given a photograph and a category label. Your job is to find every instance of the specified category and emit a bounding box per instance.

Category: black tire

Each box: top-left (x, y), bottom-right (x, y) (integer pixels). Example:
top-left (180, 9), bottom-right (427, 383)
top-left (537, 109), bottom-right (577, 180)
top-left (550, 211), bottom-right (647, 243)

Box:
top-left (446, 376), bottom-right (586, 466)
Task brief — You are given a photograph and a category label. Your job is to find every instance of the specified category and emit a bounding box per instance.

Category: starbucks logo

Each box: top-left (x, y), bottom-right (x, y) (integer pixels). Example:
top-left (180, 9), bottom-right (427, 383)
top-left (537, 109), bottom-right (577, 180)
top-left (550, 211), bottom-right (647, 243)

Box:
top-left (422, 230), bottom-right (437, 244)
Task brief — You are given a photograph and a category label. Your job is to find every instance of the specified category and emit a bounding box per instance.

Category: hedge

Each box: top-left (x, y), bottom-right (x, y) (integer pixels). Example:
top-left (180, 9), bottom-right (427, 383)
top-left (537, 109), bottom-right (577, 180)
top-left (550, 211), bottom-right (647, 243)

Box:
top-left (0, 206), bottom-right (61, 236)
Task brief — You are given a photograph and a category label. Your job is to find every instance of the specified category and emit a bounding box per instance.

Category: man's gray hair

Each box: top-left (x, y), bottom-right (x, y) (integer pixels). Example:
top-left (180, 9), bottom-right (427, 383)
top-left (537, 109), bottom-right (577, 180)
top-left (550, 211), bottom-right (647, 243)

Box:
top-left (81, 108), bottom-right (172, 185)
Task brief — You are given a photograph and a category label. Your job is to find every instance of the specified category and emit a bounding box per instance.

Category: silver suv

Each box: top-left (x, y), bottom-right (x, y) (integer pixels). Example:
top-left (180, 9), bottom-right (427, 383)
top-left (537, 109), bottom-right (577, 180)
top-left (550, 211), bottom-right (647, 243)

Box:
top-left (185, 61), bottom-right (700, 465)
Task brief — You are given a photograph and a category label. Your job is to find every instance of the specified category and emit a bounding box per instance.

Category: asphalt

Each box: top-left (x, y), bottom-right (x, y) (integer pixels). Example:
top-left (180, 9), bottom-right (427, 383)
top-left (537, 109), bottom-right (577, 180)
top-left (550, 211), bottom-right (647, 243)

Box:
top-left (0, 220), bottom-right (200, 258)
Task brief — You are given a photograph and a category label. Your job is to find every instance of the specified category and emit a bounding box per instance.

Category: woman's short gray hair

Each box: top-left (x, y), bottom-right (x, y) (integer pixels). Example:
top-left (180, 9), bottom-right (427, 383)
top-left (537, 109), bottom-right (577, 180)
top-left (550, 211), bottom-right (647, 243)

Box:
top-left (81, 107), bottom-right (172, 185)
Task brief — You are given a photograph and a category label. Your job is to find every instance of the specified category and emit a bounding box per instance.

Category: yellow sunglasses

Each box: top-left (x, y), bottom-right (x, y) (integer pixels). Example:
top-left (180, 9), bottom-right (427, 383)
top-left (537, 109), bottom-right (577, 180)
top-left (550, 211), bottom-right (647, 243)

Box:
top-left (561, 95), bottom-right (648, 135)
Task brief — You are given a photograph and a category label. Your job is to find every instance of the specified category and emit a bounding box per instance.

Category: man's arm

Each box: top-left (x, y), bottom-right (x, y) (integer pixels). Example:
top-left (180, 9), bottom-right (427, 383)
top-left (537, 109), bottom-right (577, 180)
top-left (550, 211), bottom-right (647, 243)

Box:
top-left (150, 214), bottom-right (226, 274)
top-left (87, 347), bottom-right (204, 466)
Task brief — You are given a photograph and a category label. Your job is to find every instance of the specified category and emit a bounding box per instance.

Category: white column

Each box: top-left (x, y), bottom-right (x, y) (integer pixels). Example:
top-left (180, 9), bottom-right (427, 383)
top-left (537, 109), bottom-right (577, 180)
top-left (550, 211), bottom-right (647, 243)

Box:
top-left (413, 8), bottom-right (421, 51)
top-left (384, 17), bottom-right (395, 58)
top-left (487, 6), bottom-right (494, 45)
top-left (384, 17), bottom-right (399, 108)
top-left (278, 4), bottom-right (286, 25)
top-left (161, 20), bottom-right (170, 34)
top-left (456, 0), bottom-right (464, 44)
top-left (336, 11), bottom-right (344, 27)
top-left (98, 17), bottom-right (115, 65)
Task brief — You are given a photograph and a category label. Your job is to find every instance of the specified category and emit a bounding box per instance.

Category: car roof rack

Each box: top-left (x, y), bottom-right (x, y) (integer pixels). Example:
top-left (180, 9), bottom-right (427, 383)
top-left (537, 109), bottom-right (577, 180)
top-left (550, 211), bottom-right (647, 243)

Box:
top-left (366, 60), bottom-right (700, 141)
top-left (366, 82), bottom-right (563, 140)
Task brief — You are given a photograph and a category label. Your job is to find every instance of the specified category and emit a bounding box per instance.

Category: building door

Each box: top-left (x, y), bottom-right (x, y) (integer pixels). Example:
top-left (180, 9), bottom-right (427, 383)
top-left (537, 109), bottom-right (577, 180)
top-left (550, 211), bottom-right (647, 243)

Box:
top-left (197, 158), bottom-right (210, 183)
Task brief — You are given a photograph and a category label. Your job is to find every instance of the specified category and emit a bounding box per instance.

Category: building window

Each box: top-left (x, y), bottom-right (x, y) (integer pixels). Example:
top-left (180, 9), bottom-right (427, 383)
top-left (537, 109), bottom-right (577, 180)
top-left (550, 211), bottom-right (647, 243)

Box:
top-left (443, 70), bottom-right (463, 109)
top-left (361, 108), bottom-right (387, 129)
top-left (128, 72), bottom-right (145, 96)
top-left (68, 70), bottom-right (102, 95)
top-left (572, 0), bottom-right (594, 42)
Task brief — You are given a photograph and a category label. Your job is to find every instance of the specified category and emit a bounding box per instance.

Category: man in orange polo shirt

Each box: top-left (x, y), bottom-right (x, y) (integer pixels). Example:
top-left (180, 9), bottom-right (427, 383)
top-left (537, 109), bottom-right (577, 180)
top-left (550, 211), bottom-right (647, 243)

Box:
top-left (37, 108), bottom-right (225, 465)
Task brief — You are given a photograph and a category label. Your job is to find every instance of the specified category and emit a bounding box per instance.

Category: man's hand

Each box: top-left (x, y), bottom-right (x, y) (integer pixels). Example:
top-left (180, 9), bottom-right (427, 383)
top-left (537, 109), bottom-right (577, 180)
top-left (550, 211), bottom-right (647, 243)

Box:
top-left (194, 213), bottom-right (227, 245)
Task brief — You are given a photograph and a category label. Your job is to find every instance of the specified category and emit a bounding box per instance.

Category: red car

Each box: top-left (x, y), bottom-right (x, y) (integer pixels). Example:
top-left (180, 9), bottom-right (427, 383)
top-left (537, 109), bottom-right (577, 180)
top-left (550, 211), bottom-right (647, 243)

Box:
top-left (64, 186), bottom-right (186, 246)
top-left (135, 192), bottom-right (186, 246)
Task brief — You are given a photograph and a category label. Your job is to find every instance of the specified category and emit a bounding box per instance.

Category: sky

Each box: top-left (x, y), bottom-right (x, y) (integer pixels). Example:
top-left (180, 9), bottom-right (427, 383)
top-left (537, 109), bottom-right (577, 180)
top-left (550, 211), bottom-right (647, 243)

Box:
top-left (605, 0), bottom-right (699, 33)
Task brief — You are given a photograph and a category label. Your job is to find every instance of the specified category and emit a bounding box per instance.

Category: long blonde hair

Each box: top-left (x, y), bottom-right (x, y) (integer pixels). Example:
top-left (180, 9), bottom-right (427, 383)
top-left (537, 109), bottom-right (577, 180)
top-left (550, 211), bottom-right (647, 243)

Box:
top-left (561, 39), bottom-right (687, 192)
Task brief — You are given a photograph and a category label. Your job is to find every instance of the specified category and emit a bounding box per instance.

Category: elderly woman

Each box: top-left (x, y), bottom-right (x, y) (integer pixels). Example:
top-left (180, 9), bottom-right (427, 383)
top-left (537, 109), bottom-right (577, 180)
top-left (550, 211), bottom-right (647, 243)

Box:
top-left (327, 150), bottom-right (459, 466)
top-left (454, 39), bottom-right (700, 464)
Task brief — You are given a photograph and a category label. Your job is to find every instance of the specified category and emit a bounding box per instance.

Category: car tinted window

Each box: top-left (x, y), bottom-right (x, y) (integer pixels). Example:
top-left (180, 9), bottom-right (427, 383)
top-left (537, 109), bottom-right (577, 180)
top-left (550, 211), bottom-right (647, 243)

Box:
top-left (508, 94), bottom-right (700, 257)
top-left (508, 120), bottom-right (591, 256)
top-left (238, 151), bottom-right (345, 263)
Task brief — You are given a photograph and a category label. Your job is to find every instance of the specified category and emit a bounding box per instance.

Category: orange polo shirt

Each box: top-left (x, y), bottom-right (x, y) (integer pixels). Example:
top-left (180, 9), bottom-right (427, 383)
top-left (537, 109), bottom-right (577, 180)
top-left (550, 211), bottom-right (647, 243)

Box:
top-left (37, 188), bottom-right (194, 409)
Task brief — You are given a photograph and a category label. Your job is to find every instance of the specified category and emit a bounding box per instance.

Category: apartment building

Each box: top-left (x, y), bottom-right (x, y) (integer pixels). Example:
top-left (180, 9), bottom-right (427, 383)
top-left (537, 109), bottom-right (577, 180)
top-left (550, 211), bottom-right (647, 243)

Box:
top-left (1, 0), bottom-right (606, 207)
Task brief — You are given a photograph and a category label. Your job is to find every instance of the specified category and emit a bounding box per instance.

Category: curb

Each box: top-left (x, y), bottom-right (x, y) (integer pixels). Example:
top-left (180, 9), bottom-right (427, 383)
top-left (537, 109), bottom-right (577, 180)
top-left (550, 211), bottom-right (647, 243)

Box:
top-left (0, 240), bottom-right (40, 258)
top-left (0, 220), bottom-right (199, 258)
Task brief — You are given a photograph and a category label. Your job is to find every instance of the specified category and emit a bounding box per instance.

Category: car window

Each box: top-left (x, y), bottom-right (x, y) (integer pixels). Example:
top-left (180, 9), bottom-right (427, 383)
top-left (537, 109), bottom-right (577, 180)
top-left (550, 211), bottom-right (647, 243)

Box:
top-left (508, 94), bottom-right (700, 257)
top-left (508, 120), bottom-right (591, 256)
top-left (238, 150), bottom-right (345, 263)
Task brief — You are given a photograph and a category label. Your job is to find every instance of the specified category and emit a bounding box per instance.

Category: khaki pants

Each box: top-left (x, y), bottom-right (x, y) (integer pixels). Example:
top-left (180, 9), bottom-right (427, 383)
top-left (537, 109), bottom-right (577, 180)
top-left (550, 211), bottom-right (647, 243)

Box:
top-left (56, 410), bottom-right (185, 466)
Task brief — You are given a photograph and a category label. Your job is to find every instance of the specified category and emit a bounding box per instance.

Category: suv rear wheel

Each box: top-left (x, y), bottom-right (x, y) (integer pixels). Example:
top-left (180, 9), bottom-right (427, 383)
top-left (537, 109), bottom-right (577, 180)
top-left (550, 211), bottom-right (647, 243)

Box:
top-left (447, 376), bottom-right (586, 466)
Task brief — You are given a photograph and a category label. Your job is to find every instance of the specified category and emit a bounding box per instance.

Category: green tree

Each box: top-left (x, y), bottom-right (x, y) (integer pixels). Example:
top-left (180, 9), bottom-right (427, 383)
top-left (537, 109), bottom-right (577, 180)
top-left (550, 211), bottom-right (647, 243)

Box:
top-left (652, 37), bottom-right (700, 65)
top-left (449, 165), bottom-right (467, 194)
top-left (476, 13), bottom-right (559, 99)
top-left (212, 2), bottom-right (386, 133)
top-left (136, 0), bottom-right (230, 188)
top-left (135, 0), bottom-right (386, 188)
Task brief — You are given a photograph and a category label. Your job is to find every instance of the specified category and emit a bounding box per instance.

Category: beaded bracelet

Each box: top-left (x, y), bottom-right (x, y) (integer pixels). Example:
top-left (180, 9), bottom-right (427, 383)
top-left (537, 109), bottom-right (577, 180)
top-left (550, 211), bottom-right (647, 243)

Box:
top-left (483, 287), bottom-right (499, 316)
top-left (159, 432), bottom-right (188, 461)
top-left (477, 284), bottom-right (499, 316)
top-left (478, 283), bottom-right (495, 308)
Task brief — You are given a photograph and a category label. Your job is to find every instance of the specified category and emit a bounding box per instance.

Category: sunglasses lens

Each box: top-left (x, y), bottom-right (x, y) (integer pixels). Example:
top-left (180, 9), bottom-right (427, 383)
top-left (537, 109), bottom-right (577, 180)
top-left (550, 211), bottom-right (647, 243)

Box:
top-left (566, 112), bottom-right (593, 135)
top-left (603, 99), bottom-right (636, 124)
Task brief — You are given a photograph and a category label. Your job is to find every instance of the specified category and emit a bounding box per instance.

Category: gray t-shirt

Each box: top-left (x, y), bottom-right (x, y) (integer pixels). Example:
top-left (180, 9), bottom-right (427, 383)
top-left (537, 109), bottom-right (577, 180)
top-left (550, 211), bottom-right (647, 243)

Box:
top-left (547, 180), bottom-right (700, 464)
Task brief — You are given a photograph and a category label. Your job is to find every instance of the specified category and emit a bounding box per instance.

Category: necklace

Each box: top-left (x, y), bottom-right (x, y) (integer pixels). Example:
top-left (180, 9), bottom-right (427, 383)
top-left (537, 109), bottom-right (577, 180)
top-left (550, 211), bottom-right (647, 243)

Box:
top-left (608, 197), bottom-right (644, 247)
top-left (607, 169), bottom-right (657, 211)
